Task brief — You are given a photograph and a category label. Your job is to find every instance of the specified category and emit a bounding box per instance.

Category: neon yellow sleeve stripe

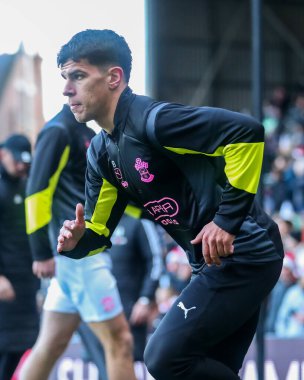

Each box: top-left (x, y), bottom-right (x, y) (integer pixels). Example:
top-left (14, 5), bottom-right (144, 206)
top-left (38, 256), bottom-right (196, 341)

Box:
top-left (124, 204), bottom-right (142, 219)
top-left (164, 146), bottom-right (224, 156)
top-left (87, 246), bottom-right (107, 256)
top-left (164, 142), bottom-right (264, 194)
top-left (223, 142), bottom-right (264, 194)
top-left (25, 146), bottom-right (70, 234)
top-left (85, 178), bottom-right (118, 236)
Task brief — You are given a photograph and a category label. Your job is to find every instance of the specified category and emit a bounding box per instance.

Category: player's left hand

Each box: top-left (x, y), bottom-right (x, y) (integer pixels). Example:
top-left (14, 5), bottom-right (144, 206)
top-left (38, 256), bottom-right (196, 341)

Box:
top-left (130, 301), bottom-right (150, 325)
top-left (57, 203), bottom-right (85, 253)
top-left (190, 221), bottom-right (235, 266)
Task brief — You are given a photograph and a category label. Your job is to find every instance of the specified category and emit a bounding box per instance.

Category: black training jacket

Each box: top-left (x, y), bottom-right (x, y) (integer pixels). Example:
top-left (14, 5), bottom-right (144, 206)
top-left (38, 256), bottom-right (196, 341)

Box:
top-left (0, 166), bottom-right (39, 351)
top-left (25, 104), bottom-right (95, 260)
top-left (61, 87), bottom-right (283, 273)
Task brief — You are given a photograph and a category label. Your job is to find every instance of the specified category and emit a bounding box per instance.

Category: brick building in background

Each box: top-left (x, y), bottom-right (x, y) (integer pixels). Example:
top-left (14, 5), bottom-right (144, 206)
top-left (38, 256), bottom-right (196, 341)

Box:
top-left (0, 44), bottom-right (44, 144)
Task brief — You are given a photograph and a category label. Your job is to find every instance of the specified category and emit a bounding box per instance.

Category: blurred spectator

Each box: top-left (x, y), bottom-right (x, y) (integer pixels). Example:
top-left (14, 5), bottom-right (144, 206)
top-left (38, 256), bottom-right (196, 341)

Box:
top-left (263, 155), bottom-right (293, 215)
top-left (0, 134), bottom-right (40, 380)
top-left (264, 86), bottom-right (291, 123)
top-left (275, 254), bottom-right (304, 337)
top-left (289, 154), bottom-right (304, 213)
top-left (150, 243), bottom-right (191, 334)
top-left (274, 215), bottom-right (299, 252)
top-left (283, 88), bottom-right (304, 137)
top-left (263, 86), bottom-right (290, 173)
top-left (111, 209), bottom-right (163, 374)
top-left (151, 287), bottom-right (179, 332)
top-left (266, 251), bottom-right (298, 334)
top-left (165, 245), bottom-right (191, 293)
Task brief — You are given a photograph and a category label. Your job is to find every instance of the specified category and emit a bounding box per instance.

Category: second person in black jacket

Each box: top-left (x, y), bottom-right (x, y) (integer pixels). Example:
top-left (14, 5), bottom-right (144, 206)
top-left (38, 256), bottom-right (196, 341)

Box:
top-left (0, 134), bottom-right (39, 380)
top-left (21, 104), bottom-right (137, 380)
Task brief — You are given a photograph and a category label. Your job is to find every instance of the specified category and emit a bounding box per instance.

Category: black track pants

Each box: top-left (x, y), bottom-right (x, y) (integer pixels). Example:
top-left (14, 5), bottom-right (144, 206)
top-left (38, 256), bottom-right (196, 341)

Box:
top-left (144, 259), bottom-right (283, 380)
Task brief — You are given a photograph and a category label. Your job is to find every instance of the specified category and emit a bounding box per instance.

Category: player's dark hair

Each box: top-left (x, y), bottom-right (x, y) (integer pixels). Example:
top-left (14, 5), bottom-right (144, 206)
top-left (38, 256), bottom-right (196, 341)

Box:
top-left (57, 29), bottom-right (132, 82)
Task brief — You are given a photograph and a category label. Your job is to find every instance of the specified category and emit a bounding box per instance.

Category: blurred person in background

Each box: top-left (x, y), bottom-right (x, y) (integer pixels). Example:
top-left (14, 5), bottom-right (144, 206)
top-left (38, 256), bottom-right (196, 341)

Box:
top-left (20, 104), bottom-right (137, 380)
top-left (283, 87), bottom-right (304, 139)
top-left (274, 215), bottom-right (299, 252)
top-left (288, 153), bottom-right (304, 214)
top-left (110, 208), bottom-right (163, 378)
top-left (0, 134), bottom-right (40, 380)
top-left (56, 29), bottom-right (283, 380)
top-left (165, 244), bottom-right (191, 293)
top-left (275, 254), bottom-right (304, 337)
top-left (151, 244), bottom-right (191, 333)
top-left (263, 154), bottom-right (293, 215)
top-left (262, 85), bottom-right (291, 174)
top-left (265, 251), bottom-right (298, 334)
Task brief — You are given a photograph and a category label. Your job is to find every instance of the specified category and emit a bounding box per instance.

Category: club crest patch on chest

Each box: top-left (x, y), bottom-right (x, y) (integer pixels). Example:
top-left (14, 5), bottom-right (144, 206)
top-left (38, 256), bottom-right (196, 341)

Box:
top-left (134, 158), bottom-right (154, 183)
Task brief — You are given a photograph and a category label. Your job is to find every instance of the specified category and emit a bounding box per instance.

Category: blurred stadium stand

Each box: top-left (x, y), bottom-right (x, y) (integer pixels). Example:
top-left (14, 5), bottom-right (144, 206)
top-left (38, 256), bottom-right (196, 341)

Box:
top-left (146, 0), bottom-right (304, 113)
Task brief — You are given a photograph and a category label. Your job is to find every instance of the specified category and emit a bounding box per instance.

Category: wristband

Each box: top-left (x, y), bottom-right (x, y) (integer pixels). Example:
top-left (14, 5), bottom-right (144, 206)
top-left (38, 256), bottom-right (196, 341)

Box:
top-left (138, 296), bottom-right (150, 305)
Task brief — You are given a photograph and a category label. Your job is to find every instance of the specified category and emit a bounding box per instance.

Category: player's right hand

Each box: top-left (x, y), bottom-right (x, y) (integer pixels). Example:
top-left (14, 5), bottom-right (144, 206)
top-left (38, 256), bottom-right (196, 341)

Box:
top-left (190, 221), bottom-right (234, 266)
top-left (57, 203), bottom-right (85, 253)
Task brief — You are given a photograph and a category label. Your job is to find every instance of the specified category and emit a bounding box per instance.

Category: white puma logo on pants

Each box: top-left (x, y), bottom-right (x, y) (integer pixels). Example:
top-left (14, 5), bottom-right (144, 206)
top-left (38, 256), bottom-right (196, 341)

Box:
top-left (177, 301), bottom-right (197, 319)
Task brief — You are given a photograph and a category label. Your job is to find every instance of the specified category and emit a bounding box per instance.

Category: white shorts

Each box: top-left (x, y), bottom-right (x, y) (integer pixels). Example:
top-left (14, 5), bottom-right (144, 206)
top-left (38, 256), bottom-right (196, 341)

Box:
top-left (43, 253), bottom-right (123, 322)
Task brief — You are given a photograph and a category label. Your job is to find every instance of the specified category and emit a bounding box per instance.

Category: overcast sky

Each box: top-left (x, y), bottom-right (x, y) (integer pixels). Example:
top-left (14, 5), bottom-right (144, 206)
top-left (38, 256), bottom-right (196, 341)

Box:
top-left (0, 0), bottom-right (146, 120)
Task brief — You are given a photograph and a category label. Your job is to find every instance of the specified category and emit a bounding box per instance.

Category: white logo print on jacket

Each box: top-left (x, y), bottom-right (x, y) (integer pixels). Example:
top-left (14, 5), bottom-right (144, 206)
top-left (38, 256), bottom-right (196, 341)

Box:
top-left (177, 301), bottom-right (197, 319)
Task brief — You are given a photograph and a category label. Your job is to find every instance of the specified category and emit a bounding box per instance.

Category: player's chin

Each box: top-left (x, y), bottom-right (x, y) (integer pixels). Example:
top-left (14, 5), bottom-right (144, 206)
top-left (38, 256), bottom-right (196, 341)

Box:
top-left (70, 107), bottom-right (86, 122)
top-left (73, 112), bottom-right (86, 123)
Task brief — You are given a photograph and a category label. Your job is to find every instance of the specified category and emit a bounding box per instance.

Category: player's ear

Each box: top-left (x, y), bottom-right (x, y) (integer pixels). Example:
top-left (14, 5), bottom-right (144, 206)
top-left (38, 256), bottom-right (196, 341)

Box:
top-left (108, 66), bottom-right (124, 90)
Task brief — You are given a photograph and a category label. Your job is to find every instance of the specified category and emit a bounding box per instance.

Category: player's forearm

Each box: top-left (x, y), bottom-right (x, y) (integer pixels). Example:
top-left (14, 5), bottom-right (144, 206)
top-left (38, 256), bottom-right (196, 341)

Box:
top-left (28, 228), bottom-right (54, 261)
top-left (59, 228), bottom-right (111, 259)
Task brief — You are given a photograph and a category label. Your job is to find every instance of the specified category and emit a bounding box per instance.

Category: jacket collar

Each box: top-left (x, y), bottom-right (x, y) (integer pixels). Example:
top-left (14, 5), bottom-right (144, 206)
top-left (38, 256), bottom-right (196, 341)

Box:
top-left (112, 86), bottom-right (135, 137)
